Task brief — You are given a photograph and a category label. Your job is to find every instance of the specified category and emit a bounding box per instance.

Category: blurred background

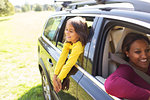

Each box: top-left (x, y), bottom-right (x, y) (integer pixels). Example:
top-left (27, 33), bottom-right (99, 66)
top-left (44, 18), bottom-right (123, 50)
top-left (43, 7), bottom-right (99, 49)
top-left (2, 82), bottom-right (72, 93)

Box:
top-left (0, 0), bottom-right (55, 100)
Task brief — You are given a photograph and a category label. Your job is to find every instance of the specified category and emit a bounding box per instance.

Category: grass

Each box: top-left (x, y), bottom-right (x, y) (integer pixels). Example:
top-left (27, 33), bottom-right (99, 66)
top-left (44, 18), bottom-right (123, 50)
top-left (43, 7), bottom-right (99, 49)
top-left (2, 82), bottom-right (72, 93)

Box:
top-left (0, 11), bottom-right (51, 100)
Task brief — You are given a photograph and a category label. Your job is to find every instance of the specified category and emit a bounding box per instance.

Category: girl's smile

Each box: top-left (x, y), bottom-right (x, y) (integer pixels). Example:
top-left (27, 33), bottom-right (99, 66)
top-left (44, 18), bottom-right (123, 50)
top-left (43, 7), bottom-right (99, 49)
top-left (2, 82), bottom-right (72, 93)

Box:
top-left (65, 20), bottom-right (80, 43)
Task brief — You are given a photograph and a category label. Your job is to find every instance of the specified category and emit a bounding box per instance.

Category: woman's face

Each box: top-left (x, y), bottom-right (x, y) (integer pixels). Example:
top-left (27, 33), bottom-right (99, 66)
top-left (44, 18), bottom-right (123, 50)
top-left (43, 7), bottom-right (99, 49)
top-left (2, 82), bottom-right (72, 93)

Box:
top-left (126, 39), bottom-right (150, 72)
top-left (64, 20), bottom-right (79, 43)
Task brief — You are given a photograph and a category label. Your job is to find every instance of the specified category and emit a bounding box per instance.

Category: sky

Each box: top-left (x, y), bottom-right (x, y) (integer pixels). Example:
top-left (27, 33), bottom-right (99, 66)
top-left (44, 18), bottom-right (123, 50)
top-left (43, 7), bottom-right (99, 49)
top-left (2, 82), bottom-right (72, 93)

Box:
top-left (9, 0), bottom-right (54, 6)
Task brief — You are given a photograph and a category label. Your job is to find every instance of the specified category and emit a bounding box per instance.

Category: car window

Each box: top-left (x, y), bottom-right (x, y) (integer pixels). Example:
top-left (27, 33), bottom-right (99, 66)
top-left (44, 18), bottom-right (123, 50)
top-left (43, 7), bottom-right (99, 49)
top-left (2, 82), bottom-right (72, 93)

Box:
top-left (102, 25), bottom-right (150, 78)
top-left (44, 17), bottom-right (62, 44)
top-left (57, 18), bottom-right (94, 50)
top-left (56, 16), bottom-right (95, 68)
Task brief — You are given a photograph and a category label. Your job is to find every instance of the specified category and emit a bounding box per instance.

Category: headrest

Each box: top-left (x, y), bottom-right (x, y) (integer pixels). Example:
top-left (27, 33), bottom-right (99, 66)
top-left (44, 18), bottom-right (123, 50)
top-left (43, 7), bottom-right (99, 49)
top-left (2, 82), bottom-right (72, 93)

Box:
top-left (115, 28), bottom-right (132, 53)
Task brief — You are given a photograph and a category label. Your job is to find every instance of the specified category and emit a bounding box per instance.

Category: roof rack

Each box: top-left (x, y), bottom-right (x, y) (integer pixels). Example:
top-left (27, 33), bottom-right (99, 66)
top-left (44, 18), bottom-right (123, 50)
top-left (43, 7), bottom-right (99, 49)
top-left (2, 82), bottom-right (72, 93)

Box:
top-left (95, 0), bottom-right (150, 13)
top-left (55, 0), bottom-right (150, 13)
top-left (54, 0), bottom-right (96, 10)
top-left (67, 0), bottom-right (96, 9)
top-left (78, 3), bottom-right (134, 11)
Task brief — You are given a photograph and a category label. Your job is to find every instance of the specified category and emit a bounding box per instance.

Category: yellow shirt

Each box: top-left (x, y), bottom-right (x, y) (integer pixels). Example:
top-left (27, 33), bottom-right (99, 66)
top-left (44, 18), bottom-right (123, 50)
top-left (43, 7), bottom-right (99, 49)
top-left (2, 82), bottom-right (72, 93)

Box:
top-left (54, 41), bottom-right (84, 80)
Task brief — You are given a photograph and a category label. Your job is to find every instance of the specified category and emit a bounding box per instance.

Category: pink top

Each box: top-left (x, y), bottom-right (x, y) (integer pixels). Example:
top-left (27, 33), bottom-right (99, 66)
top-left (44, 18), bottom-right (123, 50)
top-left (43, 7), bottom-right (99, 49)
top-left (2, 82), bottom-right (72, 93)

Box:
top-left (104, 64), bottom-right (150, 100)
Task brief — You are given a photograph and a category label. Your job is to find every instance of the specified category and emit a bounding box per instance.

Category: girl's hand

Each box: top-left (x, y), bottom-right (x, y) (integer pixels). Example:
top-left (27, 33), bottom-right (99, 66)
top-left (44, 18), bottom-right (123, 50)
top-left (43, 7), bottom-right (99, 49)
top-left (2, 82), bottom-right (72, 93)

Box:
top-left (56, 78), bottom-right (62, 92)
top-left (53, 75), bottom-right (60, 93)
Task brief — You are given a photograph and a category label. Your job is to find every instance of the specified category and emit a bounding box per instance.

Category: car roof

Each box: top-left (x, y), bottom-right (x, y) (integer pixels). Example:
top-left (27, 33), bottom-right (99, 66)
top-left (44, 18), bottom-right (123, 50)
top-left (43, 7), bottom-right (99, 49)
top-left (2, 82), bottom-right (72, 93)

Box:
top-left (52, 0), bottom-right (150, 24)
top-left (52, 9), bottom-right (150, 24)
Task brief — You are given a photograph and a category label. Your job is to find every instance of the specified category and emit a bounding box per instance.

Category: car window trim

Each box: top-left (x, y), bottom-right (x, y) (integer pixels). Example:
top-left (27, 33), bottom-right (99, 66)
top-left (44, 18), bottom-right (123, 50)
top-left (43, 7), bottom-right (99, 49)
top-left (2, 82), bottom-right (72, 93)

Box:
top-left (77, 66), bottom-right (120, 100)
top-left (42, 35), bottom-right (61, 55)
top-left (99, 14), bottom-right (150, 29)
top-left (65, 13), bottom-right (150, 29)
top-left (100, 20), bottom-right (150, 78)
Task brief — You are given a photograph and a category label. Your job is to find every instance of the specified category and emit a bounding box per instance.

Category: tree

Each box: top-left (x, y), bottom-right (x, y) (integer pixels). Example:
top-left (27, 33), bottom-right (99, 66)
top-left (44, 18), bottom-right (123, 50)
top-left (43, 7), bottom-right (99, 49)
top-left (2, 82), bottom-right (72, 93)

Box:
top-left (21, 4), bottom-right (31, 12)
top-left (0, 0), bottom-right (15, 16)
top-left (43, 4), bottom-right (55, 11)
top-left (0, 0), bottom-right (6, 10)
top-left (34, 4), bottom-right (42, 11)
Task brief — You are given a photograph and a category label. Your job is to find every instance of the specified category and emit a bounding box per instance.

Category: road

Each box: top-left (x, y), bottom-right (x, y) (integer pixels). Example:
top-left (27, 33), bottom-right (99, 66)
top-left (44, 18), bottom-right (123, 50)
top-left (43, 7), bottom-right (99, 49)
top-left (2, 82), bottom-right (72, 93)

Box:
top-left (0, 11), bottom-right (51, 100)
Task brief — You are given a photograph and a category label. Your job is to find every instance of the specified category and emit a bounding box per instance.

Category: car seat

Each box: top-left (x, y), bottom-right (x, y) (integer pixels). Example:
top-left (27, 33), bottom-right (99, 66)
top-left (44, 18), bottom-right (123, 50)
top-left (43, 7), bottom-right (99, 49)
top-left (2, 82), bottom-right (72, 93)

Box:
top-left (108, 28), bottom-right (132, 76)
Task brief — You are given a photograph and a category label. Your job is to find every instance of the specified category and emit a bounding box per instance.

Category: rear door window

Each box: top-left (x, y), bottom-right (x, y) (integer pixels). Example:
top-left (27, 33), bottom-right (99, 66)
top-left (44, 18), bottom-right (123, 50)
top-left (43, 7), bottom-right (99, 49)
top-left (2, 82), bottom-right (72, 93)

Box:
top-left (44, 16), bottom-right (62, 44)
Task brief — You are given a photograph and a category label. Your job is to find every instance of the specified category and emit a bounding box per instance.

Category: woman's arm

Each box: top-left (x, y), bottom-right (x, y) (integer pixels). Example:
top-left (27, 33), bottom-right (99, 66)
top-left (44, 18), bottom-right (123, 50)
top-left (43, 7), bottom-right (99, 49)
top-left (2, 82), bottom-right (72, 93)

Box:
top-left (105, 76), bottom-right (150, 100)
top-left (104, 65), bottom-right (150, 100)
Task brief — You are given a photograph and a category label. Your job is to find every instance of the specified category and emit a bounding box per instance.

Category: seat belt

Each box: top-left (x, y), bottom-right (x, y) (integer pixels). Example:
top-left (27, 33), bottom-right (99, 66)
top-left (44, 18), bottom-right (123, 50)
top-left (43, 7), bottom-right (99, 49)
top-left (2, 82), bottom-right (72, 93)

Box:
top-left (109, 53), bottom-right (150, 84)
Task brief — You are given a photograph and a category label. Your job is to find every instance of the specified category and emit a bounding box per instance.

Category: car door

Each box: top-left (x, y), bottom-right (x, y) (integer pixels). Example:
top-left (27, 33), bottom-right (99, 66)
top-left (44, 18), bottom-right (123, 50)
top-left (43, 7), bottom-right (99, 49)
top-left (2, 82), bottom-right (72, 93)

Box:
top-left (39, 15), bottom-right (67, 99)
top-left (55, 15), bottom-right (99, 100)
top-left (76, 17), bottom-right (114, 100)
top-left (45, 16), bottom-right (83, 99)
top-left (39, 15), bottom-right (80, 99)
top-left (93, 16), bottom-right (150, 100)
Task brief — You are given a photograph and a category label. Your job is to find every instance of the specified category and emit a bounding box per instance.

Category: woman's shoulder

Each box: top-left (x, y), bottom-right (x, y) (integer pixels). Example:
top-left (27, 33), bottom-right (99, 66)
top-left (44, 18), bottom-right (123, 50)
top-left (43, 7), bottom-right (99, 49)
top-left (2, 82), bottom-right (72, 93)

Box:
top-left (147, 65), bottom-right (150, 75)
top-left (118, 64), bottom-right (133, 70)
top-left (114, 64), bottom-right (135, 76)
top-left (106, 64), bottom-right (135, 83)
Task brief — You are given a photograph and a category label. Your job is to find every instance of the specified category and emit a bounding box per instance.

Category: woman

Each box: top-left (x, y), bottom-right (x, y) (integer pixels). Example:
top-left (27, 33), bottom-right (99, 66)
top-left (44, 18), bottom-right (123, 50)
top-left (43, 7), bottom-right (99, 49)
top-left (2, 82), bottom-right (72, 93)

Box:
top-left (53, 17), bottom-right (89, 93)
top-left (104, 33), bottom-right (150, 100)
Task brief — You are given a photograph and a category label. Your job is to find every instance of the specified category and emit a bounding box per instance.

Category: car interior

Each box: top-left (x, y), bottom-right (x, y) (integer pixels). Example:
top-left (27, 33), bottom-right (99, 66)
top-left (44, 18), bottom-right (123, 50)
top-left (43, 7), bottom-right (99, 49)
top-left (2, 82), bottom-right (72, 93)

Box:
top-left (102, 26), bottom-right (150, 79)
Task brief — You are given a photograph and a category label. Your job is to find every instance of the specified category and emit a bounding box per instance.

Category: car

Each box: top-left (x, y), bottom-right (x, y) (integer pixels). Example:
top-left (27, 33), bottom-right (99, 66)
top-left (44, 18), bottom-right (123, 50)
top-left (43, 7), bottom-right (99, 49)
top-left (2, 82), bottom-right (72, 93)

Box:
top-left (38, 0), bottom-right (150, 100)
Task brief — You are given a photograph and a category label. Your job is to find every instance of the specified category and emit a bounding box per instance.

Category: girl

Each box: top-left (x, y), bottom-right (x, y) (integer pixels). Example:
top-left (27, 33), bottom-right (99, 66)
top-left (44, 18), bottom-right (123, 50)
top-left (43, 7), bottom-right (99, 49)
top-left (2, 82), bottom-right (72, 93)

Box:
top-left (53, 17), bottom-right (89, 93)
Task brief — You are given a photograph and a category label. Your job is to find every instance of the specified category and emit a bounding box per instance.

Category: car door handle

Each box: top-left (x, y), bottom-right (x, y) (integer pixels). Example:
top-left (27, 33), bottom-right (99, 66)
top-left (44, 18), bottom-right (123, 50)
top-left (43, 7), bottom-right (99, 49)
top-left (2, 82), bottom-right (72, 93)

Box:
top-left (48, 58), bottom-right (53, 67)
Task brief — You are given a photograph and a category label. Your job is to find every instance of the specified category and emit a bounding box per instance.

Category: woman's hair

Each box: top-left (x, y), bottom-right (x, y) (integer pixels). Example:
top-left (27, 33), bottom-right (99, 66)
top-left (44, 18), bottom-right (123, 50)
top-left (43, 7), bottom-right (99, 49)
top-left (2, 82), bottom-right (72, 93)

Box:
top-left (67, 17), bottom-right (89, 45)
top-left (122, 32), bottom-right (150, 61)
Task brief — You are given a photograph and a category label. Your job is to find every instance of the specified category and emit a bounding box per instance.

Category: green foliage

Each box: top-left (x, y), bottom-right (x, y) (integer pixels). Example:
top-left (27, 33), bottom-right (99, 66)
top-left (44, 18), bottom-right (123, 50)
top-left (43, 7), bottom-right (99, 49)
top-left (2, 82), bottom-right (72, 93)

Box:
top-left (0, 0), bottom-right (6, 9)
top-left (0, 11), bottom-right (51, 99)
top-left (21, 4), bottom-right (31, 12)
top-left (43, 4), bottom-right (55, 11)
top-left (0, 0), bottom-right (15, 16)
top-left (18, 85), bottom-right (44, 100)
top-left (34, 4), bottom-right (43, 11)
top-left (19, 4), bottom-right (55, 12)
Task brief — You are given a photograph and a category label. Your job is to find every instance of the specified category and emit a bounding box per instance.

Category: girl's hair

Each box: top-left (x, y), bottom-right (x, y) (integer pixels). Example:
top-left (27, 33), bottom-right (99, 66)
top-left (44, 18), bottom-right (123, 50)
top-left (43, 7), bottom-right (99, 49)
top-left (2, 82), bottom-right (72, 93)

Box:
top-left (67, 17), bottom-right (89, 45)
top-left (122, 33), bottom-right (150, 61)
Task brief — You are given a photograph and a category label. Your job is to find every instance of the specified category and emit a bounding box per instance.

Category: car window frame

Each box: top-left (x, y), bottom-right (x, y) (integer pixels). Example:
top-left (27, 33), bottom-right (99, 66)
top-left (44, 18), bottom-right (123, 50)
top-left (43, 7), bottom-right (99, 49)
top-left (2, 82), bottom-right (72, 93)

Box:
top-left (55, 15), bottom-right (99, 69)
top-left (97, 18), bottom-right (150, 78)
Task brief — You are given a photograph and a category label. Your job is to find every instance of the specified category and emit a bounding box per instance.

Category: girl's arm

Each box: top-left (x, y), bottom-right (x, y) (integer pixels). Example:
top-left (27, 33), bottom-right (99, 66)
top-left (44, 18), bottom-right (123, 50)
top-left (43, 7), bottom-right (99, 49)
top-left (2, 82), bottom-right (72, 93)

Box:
top-left (54, 43), bottom-right (70, 75)
top-left (57, 42), bottom-right (83, 80)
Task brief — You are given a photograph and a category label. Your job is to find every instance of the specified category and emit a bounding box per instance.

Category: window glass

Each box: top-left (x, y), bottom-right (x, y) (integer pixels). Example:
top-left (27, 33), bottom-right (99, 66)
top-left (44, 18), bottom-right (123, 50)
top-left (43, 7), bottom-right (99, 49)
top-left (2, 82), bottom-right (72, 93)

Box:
top-left (44, 17), bottom-right (62, 42)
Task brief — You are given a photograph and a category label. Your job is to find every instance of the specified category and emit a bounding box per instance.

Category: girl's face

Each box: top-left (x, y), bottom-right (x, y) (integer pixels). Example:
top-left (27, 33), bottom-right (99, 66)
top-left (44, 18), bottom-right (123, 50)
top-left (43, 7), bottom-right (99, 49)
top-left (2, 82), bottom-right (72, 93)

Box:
top-left (126, 39), bottom-right (150, 72)
top-left (65, 20), bottom-right (80, 43)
